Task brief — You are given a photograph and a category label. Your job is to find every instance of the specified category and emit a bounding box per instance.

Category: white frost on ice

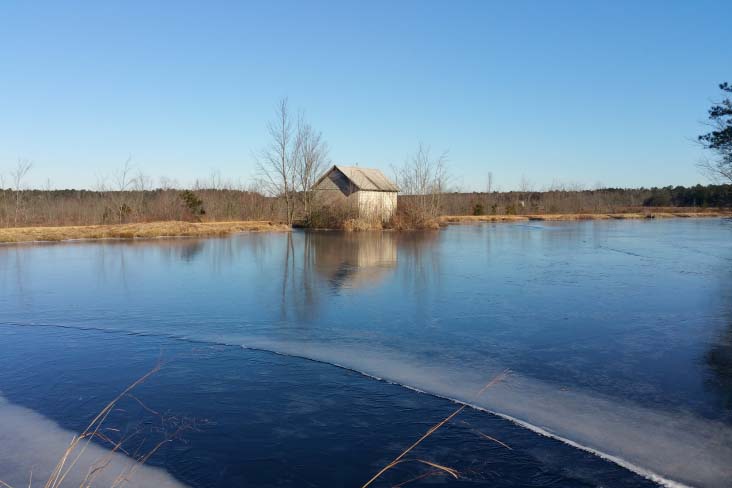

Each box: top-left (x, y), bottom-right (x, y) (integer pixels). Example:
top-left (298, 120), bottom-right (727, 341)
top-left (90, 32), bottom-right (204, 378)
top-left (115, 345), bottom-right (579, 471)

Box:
top-left (0, 394), bottom-right (187, 488)
top-left (224, 335), bottom-right (732, 488)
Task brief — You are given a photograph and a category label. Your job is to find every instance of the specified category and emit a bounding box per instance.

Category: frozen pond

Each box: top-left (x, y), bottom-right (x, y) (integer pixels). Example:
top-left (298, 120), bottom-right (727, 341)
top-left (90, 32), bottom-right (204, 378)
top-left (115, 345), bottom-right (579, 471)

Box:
top-left (1, 219), bottom-right (730, 487)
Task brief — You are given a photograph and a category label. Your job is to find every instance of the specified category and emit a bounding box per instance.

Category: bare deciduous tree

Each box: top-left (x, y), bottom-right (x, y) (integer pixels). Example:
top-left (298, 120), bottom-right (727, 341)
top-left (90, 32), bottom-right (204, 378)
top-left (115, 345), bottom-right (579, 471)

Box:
top-left (110, 156), bottom-right (134, 223)
top-left (257, 98), bottom-right (297, 225)
top-left (206, 169), bottom-right (227, 191)
top-left (393, 143), bottom-right (449, 223)
top-left (132, 169), bottom-right (152, 221)
top-left (0, 172), bottom-right (6, 226)
top-left (293, 115), bottom-right (329, 222)
top-left (518, 175), bottom-right (534, 212)
top-left (158, 176), bottom-right (181, 220)
top-left (11, 159), bottom-right (32, 226)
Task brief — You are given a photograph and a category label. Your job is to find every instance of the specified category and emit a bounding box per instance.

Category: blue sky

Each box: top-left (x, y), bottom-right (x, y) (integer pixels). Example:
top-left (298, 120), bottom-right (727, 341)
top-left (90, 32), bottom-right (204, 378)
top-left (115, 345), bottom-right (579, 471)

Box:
top-left (0, 0), bottom-right (730, 190)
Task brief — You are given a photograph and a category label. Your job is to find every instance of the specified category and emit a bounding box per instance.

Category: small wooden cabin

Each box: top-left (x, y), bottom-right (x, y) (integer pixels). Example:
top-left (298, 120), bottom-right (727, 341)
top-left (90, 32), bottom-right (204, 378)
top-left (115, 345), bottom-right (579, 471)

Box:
top-left (311, 165), bottom-right (399, 221)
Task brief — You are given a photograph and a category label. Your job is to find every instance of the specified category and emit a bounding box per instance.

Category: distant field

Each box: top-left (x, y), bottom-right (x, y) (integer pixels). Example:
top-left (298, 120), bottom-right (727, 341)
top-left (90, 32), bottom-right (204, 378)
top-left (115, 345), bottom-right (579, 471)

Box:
top-left (0, 220), bottom-right (289, 243)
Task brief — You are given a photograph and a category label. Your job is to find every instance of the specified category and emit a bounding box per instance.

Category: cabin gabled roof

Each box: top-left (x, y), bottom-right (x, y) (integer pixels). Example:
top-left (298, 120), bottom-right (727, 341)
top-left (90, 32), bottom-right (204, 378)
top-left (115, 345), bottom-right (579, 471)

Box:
top-left (313, 165), bottom-right (399, 192)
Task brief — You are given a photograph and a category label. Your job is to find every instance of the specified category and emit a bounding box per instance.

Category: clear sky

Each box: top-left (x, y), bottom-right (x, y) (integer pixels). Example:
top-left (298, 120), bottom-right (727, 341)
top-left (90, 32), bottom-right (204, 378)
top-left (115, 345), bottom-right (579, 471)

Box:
top-left (1, 0), bottom-right (730, 191)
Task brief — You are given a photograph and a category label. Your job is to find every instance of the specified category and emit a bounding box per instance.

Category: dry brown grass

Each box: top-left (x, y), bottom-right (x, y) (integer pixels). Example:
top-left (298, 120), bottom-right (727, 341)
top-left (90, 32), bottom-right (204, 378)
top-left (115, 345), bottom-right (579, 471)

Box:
top-left (439, 210), bottom-right (732, 225)
top-left (10, 211), bottom-right (722, 242)
top-left (0, 220), bottom-right (290, 244)
top-left (0, 364), bottom-right (191, 488)
top-left (342, 218), bottom-right (384, 232)
top-left (386, 214), bottom-right (441, 231)
top-left (340, 216), bottom-right (442, 232)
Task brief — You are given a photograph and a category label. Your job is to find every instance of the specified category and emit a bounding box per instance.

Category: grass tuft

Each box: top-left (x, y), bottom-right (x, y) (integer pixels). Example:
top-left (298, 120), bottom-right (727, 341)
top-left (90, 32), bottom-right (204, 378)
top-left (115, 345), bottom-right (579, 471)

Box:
top-left (0, 363), bottom-right (192, 488)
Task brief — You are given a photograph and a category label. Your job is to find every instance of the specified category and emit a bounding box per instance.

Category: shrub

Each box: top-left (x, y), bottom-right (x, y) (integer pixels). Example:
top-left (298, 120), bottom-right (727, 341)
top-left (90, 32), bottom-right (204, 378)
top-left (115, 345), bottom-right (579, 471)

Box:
top-left (308, 204), bottom-right (357, 229)
top-left (342, 217), bottom-right (383, 231)
top-left (180, 190), bottom-right (205, 221)
top-left (386, 209), bottom-right (440, 230)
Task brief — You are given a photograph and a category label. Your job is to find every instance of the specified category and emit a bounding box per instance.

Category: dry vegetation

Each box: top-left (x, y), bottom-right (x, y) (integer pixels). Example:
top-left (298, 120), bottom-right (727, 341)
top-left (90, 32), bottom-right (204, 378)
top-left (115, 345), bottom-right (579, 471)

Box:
top-left (0, 187), bottom-right (287, 228)
top-left (1, 95), bottom-right (730, 236)
top-left (361, 370), bottom-right (509, 487)
top-left (416, 186), bottom-right (732, 217)
top-left (0, 364), bottom-right (192, 488)
top-left (439, 208), bottom-right (731, 225)
top-left (0, 221), bottom-right (288, 244)
top-left (1, 189), bottom-right (729, 243)
top-left (2, 91), bottom-right (730, 237)
top-left (2, 141), bottom-right (731, 240)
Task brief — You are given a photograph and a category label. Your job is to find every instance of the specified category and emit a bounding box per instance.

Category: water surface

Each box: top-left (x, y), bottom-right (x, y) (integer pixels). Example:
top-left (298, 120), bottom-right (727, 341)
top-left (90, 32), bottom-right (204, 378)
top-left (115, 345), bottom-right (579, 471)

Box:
top-left (1, 219), bottom-right (730, 487)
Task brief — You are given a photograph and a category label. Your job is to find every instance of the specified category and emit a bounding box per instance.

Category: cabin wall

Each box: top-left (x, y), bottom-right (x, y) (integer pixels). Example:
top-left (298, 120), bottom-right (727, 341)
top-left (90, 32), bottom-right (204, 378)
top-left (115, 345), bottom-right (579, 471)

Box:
top-left (357, 191), bottom-right (397, 221)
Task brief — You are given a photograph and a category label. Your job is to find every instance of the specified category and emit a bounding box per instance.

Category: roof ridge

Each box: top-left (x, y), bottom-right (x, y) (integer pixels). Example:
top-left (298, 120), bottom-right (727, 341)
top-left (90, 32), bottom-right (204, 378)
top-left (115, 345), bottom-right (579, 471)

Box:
top-left (314, 165), bottom-right (398, 192)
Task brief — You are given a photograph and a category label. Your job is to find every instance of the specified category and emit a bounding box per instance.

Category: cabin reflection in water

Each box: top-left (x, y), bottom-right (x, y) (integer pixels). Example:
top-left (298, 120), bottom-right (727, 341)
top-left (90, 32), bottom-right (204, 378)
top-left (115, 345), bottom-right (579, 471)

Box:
top-left (306, 231), bottom-right (397, 290)
top-left (280, 231), bottom-right (437, 322)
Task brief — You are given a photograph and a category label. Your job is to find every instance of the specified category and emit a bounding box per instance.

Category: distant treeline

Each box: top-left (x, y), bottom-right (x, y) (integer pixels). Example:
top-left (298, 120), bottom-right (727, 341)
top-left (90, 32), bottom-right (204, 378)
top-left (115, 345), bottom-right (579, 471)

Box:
top-left (641, 184), bottom-right (732, 207)
top-left (433, 188), bottom-right (648, 216)
top-left (0, 184), bottom-right (730, 228)
top-left (0, 188), bottom-right (284, 228)
top-left (431, 184), bottom-right (732, 216)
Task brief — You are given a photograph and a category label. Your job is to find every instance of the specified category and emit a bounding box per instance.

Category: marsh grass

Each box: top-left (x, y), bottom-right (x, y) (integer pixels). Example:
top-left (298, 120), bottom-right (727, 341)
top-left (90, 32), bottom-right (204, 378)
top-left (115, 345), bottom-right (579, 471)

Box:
top-left (361, 370), bottom-right (509, 488)
top-left (342, 217), bottom-right (384, 232)
top-left (0, 363), bottom-right (193, 488)
top-left (0, 220), bottom-right (289, 244)
top-left (439, 210), bottom-right (731, 225)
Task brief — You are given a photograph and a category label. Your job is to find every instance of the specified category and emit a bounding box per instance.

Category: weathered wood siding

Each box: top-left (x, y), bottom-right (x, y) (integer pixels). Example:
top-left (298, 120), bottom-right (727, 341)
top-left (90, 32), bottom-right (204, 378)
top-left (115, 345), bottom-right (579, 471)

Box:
top-left (356, 191), bottom-right (397, 221)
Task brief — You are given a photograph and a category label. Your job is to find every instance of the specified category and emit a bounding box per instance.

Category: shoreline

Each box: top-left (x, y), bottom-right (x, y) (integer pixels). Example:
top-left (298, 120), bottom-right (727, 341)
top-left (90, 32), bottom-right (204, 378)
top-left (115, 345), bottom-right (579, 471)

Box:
top-left (0, 211), bottom-right (729, 244)
top-left (439, 210), bottom-right (731, 225)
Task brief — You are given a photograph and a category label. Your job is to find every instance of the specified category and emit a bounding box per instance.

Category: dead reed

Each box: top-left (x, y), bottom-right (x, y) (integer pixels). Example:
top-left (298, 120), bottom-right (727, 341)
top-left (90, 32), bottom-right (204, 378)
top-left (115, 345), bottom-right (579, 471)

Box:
top-left (361, 370), bottom-right (509, 488)
top-left (0, 363), bottom-right (191, 488)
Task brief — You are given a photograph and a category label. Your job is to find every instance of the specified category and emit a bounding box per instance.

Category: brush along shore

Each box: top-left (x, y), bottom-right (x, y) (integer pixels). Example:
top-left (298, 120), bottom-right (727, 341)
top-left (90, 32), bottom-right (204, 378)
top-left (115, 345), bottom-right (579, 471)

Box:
top-left (306, 209), bottom-right (731, 231)
top-left (0, 220), bottom-right (289, 243)
top-left (0, 211), bottom-right (729, 243)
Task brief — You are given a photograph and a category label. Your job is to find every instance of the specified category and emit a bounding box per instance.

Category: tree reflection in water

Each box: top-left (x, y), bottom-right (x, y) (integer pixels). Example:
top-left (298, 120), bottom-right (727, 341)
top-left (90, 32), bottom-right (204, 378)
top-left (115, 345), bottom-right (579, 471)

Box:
top-left (706, 309), bottom-right (732, 410)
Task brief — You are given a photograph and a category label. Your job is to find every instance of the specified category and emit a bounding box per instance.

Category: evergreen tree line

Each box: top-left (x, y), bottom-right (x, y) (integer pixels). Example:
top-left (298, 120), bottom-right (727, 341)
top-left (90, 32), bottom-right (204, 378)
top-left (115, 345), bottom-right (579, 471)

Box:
top-left (642, 184), bottom-right (732, 207)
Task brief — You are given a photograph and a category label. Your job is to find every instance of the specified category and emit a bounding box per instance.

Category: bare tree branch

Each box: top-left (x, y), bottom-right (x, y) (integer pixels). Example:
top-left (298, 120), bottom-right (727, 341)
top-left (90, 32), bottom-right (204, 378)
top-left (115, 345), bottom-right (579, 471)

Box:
top-left (10, 158), bottom-right (33, 226)
top-left (393, 144), bottom-right (449, 224)
top-left (293, 113), bottom-right (330, 222)
top-left (256, 98), bottom-right (297, 224)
